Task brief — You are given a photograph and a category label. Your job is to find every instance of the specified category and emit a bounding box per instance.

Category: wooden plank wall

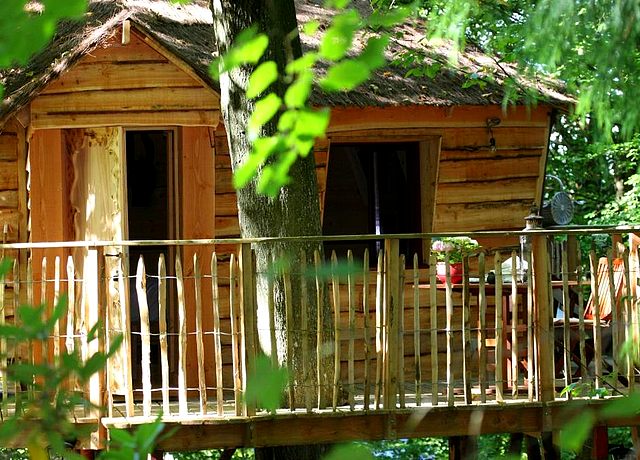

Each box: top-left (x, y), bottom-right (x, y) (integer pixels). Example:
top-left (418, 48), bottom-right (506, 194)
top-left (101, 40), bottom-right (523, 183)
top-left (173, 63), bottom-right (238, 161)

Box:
top-left (208, 104), bottom-right (551, 245)
top-left (327, 105), bottom-right (551, 234)
top-left (31, 29), bottom-right (219, 129)
top-left (180, 126), bottom-right (217, 392)
top-left (29, 129), bottom-right (73, 312)
top-left (0, 120), bottom-right (24, 244)
top-left (0, 118), bottom-right (26, 320)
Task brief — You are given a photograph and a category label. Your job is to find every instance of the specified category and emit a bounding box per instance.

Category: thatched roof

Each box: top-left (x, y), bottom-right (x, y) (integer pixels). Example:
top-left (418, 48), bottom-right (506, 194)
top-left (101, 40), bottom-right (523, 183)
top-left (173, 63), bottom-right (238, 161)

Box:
top-left (0, 0), bottom-right (573, 124)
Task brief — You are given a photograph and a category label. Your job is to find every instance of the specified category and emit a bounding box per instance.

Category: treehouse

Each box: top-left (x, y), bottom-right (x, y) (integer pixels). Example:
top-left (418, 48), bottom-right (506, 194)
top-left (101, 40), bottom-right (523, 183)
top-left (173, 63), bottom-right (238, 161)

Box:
top-left (0, 0), bottom-right (638, 457)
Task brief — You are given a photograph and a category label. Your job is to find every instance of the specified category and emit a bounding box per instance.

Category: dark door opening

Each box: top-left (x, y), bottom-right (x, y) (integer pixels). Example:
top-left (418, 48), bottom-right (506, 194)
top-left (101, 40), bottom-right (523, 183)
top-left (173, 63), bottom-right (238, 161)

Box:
top-left (125, 130), bottom-right (174, 391)
top-left (322, 142), bottom-right (422, 262)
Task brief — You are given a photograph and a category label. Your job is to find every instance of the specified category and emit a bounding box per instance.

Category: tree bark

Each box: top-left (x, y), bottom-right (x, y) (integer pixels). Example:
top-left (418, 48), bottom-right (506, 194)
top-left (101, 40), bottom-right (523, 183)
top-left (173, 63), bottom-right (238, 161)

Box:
top-left (211, 1), bottom-right (331, 458)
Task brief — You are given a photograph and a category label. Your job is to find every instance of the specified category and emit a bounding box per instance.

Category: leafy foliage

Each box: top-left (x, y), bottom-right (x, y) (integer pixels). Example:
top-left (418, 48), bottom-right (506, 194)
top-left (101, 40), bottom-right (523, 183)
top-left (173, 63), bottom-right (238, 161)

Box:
top-left (547, 120), bottom-right (640, 226)
top-left (212, 2), bottom-right (413, 196)
top-left (245, 354), bottom-right (288, 412)
top-left (0, 294), bottom-right (115, 459)
top-left (324, 444), bottom-right (374, 460)
top-left (100, 419), bottom-right (169, 460)
top-left (0, 0), bottom-right (88, 99)
top-left (374, 0), bottom-right (640, 140)
top-left (0, 257), bottom-right (171, 459)
top-left (431, 237), bottom-right (479, 263)
top-left (364, 438), bottom-right (448, 459)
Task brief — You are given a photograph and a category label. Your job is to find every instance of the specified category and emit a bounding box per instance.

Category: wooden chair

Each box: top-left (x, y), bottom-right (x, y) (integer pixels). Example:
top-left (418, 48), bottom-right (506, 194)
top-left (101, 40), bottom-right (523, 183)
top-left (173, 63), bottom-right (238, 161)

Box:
top-left (584, 257), bottom-right (626, 324)
top-left (629, 233), bottom-right (640, 300)
top-left (554, 256), bottom-right (626, 380)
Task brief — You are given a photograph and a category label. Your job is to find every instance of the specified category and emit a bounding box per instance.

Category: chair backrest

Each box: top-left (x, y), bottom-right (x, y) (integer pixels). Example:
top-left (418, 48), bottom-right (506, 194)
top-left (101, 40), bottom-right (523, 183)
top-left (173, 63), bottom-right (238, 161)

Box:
top-left (630, 233), bottom-right (640, 298)
top-left (585, 257), bottom-right (625, 322)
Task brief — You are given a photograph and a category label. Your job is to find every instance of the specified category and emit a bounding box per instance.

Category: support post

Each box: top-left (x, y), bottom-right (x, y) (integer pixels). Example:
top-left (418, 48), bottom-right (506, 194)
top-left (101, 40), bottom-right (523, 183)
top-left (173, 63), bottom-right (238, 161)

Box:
top-left (524, 209), bottom-right (555, 457)
top-left (239, 243), bottom-right (257, 415)
top-left (383, 239), bottom-right (400, 410)
top-left (591, 425), bottom-right (609, 460)
top-left (566, 235), bottom-right (578, 281)
top-left (449, 435), bottom-right (478, 460)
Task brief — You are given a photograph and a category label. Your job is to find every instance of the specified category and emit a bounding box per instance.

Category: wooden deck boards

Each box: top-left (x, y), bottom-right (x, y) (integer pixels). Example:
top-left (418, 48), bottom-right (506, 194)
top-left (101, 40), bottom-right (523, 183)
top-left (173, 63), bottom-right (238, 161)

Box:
top-left (100, 394), bottom-right (640, 451)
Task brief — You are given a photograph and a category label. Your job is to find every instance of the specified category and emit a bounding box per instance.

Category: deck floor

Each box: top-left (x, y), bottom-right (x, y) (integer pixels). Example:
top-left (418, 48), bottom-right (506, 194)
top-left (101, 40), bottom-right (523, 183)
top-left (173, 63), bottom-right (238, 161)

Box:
top-left (107, 382), bottom-right (578, 422)
top-left (100, 386), bottom-right (640, 452)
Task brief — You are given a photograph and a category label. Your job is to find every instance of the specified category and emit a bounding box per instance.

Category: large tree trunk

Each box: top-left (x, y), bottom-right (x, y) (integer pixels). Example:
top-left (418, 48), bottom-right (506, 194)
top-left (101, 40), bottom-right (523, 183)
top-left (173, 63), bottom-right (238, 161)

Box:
top-left (211, 1), bottom-right (331, 458)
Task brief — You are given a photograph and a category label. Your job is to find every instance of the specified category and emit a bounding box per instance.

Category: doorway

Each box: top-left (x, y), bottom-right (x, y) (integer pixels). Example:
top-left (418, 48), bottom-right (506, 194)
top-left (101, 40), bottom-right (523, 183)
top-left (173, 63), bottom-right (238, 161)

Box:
top-left (125, 129), bottom-right (176, 390)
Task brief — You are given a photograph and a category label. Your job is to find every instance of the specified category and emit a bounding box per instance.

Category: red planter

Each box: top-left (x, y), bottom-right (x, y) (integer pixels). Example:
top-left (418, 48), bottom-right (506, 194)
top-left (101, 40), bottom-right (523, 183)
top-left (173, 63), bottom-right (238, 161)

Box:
top-left (436, 261), bottom-right (463, 284)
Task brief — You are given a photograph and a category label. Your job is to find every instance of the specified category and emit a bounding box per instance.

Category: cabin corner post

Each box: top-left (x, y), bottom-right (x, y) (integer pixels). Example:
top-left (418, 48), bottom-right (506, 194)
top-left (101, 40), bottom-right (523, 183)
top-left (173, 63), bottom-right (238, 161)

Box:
top-left (383, 238), bottom-right (400, 410)
top-left (525, 216), bottom-right (555, 405)
top-left (239, 242), bottom-right (257, 416)
top-left (532, 234), bottom-right (555, 403)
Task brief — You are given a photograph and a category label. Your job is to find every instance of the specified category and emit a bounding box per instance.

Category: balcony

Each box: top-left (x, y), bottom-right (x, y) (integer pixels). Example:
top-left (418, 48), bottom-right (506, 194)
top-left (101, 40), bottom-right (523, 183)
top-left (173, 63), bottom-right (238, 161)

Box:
top-left (0, 227), bottom-right (639, 451)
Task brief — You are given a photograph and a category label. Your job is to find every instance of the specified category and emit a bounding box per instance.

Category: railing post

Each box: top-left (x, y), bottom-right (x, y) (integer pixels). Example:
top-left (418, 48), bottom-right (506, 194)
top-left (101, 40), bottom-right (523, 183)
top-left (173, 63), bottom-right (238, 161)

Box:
top-left (86, 248), bottom-right (106, 449)
top-left (524, 211), bottom-right (555, 403)
top-left (239, 243), bottom-right (257, 416)
top-left (383, 238), bottom-right (400, 410)
top-left (566, 234), bottom-right (578, 281)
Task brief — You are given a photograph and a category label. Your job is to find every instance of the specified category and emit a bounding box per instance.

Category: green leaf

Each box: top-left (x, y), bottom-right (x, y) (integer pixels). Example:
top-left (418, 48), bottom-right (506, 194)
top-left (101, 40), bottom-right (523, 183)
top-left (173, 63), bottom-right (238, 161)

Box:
top-left (324, 0), bottom-right (351, 8)
top-left (292, 108), bottom-right (331, 139)
top-left (277, 110), bottom-right (298, 132)
top-left (87, 321), bottom-right (101, 342)
top-left (245, 354), bottom-right (287, 412)
top-left (9, 363), bottom-right (51, 384)
top-left (231, 27), bottom-right (268, 62)
top-left (134, 420), bottom-right (166, 455)
top-left (559, 410), bottom-right (596, 453)
top-left (320, 59), bottom-right (371, 91)
top-left (0, 419), bottom-right (18, 443)
top-left (319, 9), bottom-right (360, 61)
top-left (247, 93), bottom-right (282, 138)
top-left (302, 20), bottom-right (320, 36)
top-left (44, 0), bottom-right (87, 17)
top-left (48, 294), bottom-right (68, 327)
top-left (286, 53), bottom-right (318, 75)
top-left (233, 136), bottom-right (283, 189)
top-left (0, 257), bottom-right (12, 279)
top-left (368, 4), bottom-right (414, 28)
top-left (424, 63), bottom-right (442, 79)
top-left (0, 323), bottom-right (29, 340)
top-left (78, 353), bottom-right (108, 381)
top-left (284, 72), bottom-right (313, 108)
top-left (107, 334), bottom-right (124, 358)
top-left (212, 26), bottom-right (269, 78)
top-left (291, 137), bottom-right (315, 160)
top-left (358, 35), bottom-right (389, 70)
top-left (324, 444), bottom-right (375, 460)
top-left (247, 61), bottom-right (278, 99)
top-left (61, 350), bottom-right (81, 369)
top-left (257, 151), bottom-right (296, 196)
top-left (306, 259), bottom-right (361, 280)
top-left (108, 428), bottom-right (135, 449)
top-left (600, 394), bottom-right (640, 418)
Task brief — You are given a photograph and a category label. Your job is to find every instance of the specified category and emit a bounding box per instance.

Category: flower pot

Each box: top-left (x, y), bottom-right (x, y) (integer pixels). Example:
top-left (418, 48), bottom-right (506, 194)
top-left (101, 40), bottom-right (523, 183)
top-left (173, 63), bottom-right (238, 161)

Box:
top-left (436, 261), bottom-right (463, 284)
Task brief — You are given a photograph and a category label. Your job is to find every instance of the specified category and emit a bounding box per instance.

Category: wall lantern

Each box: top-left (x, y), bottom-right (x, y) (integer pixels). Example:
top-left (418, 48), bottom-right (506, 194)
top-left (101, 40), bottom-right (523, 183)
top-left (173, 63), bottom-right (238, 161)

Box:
top-left (486, 117), bottom-right (501, 152)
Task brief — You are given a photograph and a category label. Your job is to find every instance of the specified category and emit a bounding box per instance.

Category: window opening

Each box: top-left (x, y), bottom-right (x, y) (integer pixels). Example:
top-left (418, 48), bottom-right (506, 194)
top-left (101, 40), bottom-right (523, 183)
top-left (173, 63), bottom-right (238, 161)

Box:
top-left (322, 142), bottom-right (422, 263)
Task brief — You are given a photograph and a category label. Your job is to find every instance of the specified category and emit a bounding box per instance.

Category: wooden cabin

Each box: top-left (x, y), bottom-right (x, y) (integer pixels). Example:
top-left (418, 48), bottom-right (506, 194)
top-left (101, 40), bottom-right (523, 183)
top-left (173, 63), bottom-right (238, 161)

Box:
top-left (1, 0), bottom-right (638, 457)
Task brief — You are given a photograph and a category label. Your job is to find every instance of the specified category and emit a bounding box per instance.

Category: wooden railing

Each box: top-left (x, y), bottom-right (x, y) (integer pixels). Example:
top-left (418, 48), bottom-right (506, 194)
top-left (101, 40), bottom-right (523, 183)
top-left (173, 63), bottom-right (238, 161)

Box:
top-left (0, 227), bottom-right (638, 434)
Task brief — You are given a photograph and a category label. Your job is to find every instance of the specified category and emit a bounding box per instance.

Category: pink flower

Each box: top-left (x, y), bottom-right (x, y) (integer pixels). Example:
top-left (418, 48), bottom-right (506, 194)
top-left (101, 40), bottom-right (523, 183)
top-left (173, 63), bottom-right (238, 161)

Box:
top-left (431, 240), bottom-right (454, 253)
